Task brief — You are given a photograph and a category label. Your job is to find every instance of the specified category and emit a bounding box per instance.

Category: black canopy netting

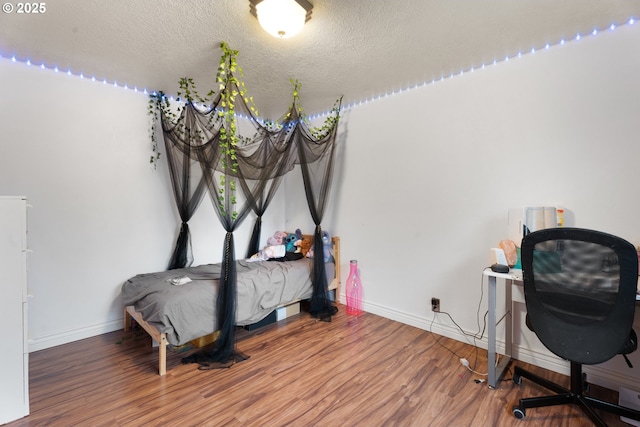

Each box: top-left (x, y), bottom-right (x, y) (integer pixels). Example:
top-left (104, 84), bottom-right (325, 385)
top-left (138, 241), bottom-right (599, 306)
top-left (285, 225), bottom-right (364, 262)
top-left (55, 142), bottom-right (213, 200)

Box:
top-left (150, 43), bottom-right (341, 369)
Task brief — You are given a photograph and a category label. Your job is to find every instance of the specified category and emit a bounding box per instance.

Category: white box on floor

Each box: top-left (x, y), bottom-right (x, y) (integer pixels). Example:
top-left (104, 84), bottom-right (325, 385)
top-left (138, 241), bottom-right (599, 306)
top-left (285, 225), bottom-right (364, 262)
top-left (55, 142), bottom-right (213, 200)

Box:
top-left (619, 386), bottom-right (640, 426)
top-left (276, 302), bottom-right (300, 321)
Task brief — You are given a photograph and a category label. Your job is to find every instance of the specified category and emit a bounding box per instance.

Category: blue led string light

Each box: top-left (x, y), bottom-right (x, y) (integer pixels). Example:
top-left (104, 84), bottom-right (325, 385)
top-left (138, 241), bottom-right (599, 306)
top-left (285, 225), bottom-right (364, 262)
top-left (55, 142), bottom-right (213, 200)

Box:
top-left (338, 17), bottom-right (636, 113)
top-left (3, 53), bottom-right (153, 95)
top-left (0, 17), bottom-right (636, 118)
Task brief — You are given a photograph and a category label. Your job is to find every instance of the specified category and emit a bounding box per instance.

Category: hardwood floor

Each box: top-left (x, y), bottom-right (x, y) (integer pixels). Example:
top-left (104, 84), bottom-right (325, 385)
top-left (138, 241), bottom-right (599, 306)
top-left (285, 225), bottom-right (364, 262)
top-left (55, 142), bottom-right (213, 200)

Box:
top-left (7, 306), bottom-right (631, 426)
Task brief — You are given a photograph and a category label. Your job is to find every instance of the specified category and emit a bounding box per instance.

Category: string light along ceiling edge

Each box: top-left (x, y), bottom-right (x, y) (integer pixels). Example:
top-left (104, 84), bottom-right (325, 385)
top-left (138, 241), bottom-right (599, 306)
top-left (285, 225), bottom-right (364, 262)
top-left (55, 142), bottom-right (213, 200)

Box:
top-left (0, 17), bottom-right (636, 120)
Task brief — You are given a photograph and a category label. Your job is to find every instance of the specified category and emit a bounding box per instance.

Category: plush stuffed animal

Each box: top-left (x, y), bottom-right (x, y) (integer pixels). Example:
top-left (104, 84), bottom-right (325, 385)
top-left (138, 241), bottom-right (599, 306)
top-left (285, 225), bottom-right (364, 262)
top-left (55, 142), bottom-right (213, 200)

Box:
top-left (297, 231), bottom-right (313, 257)
top-left (306, 230), bottom-right (333, 262)
top-left (284, 233), bottom-right (299, 253)
top-left (293, 229), bottom-right (305, 253)
top-left (292, 229), bottom-right (315, 256)
top-left (267, 231), bottom-right (288, 247)
top-left (321, 231), bottom-right (334, 262)
top-left (299, 238), bottom-right (312, 256)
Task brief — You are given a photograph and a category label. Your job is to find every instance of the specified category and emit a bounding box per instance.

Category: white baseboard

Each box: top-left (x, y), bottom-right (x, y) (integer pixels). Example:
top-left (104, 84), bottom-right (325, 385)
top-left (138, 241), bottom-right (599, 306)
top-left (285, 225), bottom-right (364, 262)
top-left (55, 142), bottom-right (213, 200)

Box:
top-left (584, 364), bottom-right (640, 393)
top-left (28, 319), bottom-right (123, 353)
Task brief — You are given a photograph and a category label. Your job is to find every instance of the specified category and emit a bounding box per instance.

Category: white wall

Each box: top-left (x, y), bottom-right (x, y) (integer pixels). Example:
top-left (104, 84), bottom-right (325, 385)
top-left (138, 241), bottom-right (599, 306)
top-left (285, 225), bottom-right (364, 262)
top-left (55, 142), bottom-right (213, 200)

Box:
top-left (287, 23), bottom-right (640, 390)
top-left (0, 60), bottom-right (283, 351)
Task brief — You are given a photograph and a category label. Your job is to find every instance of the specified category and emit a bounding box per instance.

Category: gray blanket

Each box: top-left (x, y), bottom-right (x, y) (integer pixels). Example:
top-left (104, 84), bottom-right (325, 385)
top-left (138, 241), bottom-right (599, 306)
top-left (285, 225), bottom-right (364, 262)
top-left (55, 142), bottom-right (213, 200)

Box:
top-left (122, 259), bottom-right (332, 346)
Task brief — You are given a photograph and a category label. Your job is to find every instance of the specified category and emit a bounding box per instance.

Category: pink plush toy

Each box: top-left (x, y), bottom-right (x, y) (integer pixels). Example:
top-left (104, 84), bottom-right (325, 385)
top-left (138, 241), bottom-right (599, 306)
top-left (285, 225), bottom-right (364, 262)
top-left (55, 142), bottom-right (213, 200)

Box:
top-left (267, 231), bottom-right (288, 247)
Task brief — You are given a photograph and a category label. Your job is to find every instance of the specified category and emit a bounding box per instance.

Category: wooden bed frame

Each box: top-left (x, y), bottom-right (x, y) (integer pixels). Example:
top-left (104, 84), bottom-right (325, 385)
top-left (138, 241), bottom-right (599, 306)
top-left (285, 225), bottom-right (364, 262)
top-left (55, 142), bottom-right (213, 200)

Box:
top-left (124, 235), bottom-right (341, 375)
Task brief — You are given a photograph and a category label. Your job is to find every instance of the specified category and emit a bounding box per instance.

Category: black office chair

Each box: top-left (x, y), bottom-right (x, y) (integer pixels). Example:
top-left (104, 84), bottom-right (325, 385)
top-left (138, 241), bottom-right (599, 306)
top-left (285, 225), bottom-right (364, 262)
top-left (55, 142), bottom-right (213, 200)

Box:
top-left (512, 228), bottom-right (640, 426)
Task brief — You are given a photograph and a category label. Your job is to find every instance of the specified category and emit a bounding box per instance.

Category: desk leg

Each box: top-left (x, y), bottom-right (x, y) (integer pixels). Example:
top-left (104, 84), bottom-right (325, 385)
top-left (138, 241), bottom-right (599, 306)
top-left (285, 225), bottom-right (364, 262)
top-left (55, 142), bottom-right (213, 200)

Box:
top-left (487, 274), bottom-right (513, 389)
top-left (487, 275), bottom-right (498, 389)
top-left (504, 278), bottom-right (513, 366)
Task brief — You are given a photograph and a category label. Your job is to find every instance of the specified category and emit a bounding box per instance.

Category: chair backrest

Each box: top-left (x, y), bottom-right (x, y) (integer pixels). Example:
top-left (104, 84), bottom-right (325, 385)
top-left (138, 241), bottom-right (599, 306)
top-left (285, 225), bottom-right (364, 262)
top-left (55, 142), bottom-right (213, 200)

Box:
top-left (521, 227), bottom-right (638, 365)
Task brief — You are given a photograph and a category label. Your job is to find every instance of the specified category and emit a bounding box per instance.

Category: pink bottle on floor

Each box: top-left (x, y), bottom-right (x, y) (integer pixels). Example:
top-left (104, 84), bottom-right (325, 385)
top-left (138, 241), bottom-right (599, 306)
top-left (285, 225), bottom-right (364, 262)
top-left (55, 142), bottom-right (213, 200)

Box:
top-left (346, 260), bottom-right (363, 315)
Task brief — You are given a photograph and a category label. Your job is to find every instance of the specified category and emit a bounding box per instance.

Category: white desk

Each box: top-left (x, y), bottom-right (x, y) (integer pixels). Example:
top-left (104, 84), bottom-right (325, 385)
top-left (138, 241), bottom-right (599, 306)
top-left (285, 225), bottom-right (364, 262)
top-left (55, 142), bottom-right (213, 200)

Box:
top-left (483, 267), bottom-right (640, 390)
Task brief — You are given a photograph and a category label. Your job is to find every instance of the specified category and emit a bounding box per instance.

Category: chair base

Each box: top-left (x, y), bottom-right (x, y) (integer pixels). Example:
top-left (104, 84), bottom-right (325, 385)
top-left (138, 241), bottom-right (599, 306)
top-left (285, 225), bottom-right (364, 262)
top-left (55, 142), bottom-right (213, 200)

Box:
top-left (512, 363), bottom-right (640, 427)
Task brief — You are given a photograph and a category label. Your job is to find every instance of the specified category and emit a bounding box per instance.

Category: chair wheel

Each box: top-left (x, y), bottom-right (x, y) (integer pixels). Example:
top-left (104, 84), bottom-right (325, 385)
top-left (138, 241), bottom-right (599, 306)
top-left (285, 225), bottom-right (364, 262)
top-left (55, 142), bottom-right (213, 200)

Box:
top-left (512, 374), bottom-right (522, 385)
top-left (513, 406), bottom-right (526, 419)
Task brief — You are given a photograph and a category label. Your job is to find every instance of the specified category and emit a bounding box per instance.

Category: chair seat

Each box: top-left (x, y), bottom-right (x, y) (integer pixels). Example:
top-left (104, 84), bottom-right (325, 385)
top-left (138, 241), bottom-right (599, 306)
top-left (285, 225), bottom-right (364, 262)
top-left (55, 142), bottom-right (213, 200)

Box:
top-left (525, 313), bottom-right (637, 361)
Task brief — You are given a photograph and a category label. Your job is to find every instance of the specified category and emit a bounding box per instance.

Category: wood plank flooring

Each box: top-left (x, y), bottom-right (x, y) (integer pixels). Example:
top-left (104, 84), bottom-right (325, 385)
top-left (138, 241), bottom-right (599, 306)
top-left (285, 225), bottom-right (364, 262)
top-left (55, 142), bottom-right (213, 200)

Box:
top-left (6, 305), bottom-right (632, 426)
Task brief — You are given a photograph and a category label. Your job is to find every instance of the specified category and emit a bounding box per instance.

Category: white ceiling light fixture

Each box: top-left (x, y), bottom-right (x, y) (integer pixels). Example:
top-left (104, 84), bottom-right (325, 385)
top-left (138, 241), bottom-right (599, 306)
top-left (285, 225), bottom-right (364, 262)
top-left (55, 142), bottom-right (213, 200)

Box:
top-left (249, 0), bottom-right (313, 39)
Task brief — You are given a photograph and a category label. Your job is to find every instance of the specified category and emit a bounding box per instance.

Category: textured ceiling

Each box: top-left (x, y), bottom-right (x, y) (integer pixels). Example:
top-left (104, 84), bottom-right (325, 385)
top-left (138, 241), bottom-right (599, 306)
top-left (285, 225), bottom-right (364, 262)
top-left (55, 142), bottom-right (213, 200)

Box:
top-left (1, 0), bottom-right (639, 118)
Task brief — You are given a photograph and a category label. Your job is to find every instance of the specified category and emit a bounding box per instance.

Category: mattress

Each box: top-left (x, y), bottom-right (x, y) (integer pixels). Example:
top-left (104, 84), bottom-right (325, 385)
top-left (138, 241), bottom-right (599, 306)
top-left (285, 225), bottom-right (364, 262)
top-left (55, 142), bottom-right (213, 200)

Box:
top-left (122, 258), bottom-right (334, 346)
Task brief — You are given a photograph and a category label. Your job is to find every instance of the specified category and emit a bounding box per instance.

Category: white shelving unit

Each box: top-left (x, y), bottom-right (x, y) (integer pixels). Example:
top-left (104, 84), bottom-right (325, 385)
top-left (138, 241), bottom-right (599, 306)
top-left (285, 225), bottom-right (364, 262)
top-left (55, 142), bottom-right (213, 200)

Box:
top-left (0, 196), bottom-right (29, 424)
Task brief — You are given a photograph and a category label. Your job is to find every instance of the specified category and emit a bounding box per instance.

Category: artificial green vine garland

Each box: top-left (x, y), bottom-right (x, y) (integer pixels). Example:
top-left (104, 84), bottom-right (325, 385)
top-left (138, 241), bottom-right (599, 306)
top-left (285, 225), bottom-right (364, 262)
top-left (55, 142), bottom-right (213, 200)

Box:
top-left (147, 42), bottom-right (341, 219)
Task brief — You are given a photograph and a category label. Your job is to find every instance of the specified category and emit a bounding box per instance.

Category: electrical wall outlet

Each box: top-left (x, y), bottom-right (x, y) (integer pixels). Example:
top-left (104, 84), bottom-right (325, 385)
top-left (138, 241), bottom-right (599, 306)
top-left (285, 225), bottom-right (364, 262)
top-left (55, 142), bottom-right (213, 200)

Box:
top-left (431, 297), bottom-right (440, 312)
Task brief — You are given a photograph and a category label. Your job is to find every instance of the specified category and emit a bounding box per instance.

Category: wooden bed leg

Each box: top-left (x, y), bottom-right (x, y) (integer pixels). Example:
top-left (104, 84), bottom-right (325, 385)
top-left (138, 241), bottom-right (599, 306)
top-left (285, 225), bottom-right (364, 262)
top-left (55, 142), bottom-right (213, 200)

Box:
top-left (159, 335), bottom-right (167, 376)
top-left (125, 306), bottom-right (169, 376)
top-left (124, 308), bottom-right (131, 332)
